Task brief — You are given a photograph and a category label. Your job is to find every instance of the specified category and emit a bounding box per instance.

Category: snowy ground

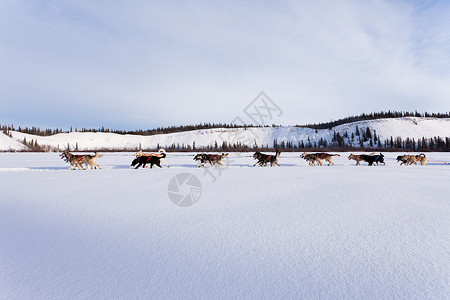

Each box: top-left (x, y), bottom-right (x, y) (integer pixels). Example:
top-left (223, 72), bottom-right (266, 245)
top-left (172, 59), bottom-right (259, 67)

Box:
top-left (1, 152), bottom-right (449, 299)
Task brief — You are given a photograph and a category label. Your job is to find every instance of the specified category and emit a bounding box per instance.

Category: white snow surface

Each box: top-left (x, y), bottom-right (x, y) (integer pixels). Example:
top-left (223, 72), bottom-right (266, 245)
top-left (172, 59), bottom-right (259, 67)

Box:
top-left (0, 152), bottom-right (449, 299)
top-left (5, 117), bottom-right (450, 151)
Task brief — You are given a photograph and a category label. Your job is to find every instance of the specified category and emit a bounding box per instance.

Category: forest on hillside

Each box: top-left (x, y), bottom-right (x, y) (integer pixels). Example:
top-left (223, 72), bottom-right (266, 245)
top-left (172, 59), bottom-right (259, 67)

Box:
top-left (2, 111), bottom-right (449, 137)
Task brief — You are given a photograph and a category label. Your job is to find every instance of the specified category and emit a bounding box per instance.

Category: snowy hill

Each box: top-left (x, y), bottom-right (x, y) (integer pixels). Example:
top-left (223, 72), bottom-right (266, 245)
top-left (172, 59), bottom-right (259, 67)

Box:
top-left (0, 132), bottom-right (28, 151)
top-left (3, 117), bottom-right (450, 151)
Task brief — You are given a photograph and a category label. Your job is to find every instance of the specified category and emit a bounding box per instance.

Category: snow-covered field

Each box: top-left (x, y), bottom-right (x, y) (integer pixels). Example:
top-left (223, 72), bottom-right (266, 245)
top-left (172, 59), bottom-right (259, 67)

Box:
top-left (1, 152), bottom-right (449, 299)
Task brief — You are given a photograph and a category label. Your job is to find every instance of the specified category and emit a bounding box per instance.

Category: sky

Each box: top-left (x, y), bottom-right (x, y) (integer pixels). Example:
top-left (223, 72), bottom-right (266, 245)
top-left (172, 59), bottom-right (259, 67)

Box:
top-left (1, 0), bottom-right (449, 130)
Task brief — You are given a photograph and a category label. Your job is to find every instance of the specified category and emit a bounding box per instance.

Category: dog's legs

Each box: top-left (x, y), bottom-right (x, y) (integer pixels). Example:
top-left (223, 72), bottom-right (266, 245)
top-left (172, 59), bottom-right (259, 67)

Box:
top-left (92, 163), bottom-right (101, 169)
top-left (161, 159), bottom-right (169, 167)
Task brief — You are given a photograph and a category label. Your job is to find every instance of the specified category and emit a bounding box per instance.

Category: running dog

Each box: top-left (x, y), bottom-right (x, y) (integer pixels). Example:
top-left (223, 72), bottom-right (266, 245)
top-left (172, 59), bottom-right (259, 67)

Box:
top-left (134, 149), bottom-right (168, 167)
top-left (409, 153), bottom-right (427, 165)
top-left (397, 155), bottom-right (410, 165)
top-left (359, 153), bottom-right (385, 166)
top-left (131, 151), bottom-right (166, 169)
top-left (60, 151), bottom-right (103, 170)
top-left (348, 154), bottom-right (365, 166)
top-left (193, 153), bottom-right (228, 167)
top-left (60, 151), bottom-right (87, 170)
top-left (84, 152), bottom-right (104, 169)
top-left (348, 153), bottom-right (382, 166)
top-left (397, 153), bottom-right (426, 165)
top-left (253, 149), bottom-right (281, 167)
top-left (300, 152), bottom-right (319, 166)
top-left (301, 152), bottom-right (340, 166)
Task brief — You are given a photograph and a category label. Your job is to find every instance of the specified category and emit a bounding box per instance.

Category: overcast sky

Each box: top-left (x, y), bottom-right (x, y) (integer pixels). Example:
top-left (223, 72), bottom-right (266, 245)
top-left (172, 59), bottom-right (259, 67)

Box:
top-left (1, 0), bottom-right (449, 130)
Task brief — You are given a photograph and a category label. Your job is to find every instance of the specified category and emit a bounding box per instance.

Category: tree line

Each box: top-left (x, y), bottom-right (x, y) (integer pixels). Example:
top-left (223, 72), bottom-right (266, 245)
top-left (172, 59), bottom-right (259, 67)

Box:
top-left (2, 111), bottom-right (449, 137)
top-left (297, 110), bottom-right (450, 129)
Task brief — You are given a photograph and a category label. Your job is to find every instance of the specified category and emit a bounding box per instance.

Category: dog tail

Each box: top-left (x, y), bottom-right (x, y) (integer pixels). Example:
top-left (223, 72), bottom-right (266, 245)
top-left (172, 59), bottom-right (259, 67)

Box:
top-left (276, 149), bottom-right (281, 157)
top-left (93, 152), bottom-right (104, 158)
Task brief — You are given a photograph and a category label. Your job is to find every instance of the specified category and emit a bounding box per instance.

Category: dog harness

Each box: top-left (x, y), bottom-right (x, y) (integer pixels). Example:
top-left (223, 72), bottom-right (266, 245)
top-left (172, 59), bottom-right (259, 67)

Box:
top-left (62, 153), bottom-right (85, 163)
top-left (139, 152), bottom-right (164, 157)
top-left (145, 156), bottom-right (156, 163)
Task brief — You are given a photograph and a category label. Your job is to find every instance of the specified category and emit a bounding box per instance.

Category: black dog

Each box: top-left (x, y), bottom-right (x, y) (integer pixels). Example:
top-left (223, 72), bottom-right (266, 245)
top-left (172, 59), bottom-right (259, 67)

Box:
top-left (396, 155), bottom-right (409, 165)
top-left (253, 149), bottom-right (281, 167)
top-left (360, 153), bottom-right (385, 166)
top-left (131, 152), bottom-right (166, 169)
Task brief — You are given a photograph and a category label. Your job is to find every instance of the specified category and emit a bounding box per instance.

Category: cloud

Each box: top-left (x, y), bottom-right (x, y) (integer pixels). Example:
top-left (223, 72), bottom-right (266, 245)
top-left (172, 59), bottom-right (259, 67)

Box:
top-left (0, 0), bottom-right (449, 129)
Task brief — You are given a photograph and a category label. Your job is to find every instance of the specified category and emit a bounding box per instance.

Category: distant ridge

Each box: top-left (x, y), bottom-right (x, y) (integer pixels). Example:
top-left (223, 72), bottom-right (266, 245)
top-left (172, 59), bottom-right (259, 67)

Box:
top-left (2, 116), bottom-right (449, 152)
top-left (2, 111), bottom-right (449, 137)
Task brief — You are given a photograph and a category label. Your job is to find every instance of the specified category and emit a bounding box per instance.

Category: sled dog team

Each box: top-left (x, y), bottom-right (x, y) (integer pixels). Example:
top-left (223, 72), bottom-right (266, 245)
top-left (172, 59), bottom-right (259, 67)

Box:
top-left (60, 149), bottom-right (430, 170)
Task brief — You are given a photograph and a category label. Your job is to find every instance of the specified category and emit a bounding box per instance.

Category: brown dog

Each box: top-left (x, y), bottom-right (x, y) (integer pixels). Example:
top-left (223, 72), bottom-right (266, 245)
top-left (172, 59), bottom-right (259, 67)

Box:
top-left (60, 151), bottom-right (87, 170)
top-left (348, 154), bottom-right (364, 166)
top-left (84, 152), bottom-right (104, 169)
top-left (397, 153), bottom-right (426, 165)
top-left (301, 152), bottom-right (340, 166)
top-left (60, 151), bottom-right (103, 170)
